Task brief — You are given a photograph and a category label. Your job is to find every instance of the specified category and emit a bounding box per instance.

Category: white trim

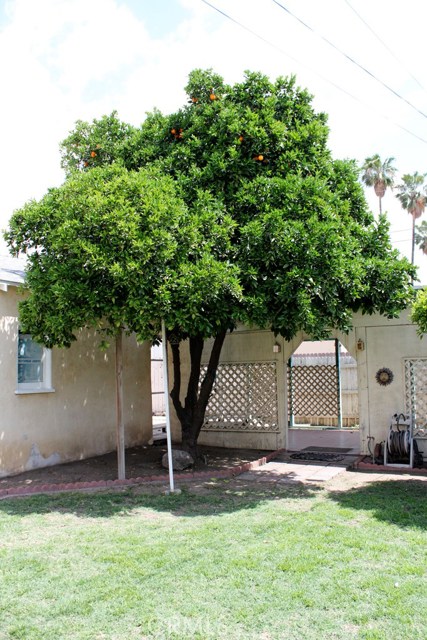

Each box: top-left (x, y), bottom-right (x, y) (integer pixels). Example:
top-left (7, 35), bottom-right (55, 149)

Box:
top-left (15, 388), bottom-right (55, 395)
top-left (16, 334), bottom-right (53, 393)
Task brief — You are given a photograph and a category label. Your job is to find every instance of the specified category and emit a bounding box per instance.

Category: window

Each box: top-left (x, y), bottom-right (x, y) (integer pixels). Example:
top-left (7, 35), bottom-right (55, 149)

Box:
top-left (16, 333), bottom-right (54, 394)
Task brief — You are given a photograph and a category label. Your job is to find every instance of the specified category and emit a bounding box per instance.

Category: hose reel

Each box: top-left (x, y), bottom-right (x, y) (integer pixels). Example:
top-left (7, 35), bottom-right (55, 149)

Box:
top-left (386, 413), bottom-right (411, 459)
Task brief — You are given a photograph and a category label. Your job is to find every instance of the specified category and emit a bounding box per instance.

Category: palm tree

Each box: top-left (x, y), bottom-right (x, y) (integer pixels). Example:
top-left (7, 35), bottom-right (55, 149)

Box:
top-left (395, 172), bottom-right (427, 266)
top-left (415, 220), bottom-right (427, 255)
top-left (360, 154), bottom-right (397, 215)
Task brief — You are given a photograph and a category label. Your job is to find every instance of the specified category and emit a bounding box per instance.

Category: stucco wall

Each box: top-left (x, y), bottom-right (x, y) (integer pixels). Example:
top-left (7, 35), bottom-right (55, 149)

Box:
top-left (167, 328), bottom-right (286, 450)
top-left (167, 325), bottom-right (356, 451)
top-left (0, 287), bottom-right (152, 477)
top-left (167, 310), bottom-right (427, 456)
top-left (352, 309), bottom-right (427, 456)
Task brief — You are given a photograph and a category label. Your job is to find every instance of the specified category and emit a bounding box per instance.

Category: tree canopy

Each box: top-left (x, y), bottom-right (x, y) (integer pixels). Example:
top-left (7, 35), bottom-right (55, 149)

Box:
top-left (52, 70), bottom-right (416, 339)
top-left (6, 69), bottom-right (417, 452)
top-left (6, 164), bottom-right (240, 348)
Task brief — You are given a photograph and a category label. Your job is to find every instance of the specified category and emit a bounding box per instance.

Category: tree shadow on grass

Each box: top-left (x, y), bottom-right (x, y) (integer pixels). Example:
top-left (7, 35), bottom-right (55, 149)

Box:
top-left (0, 478), bottom-right (322, 519)
top-left (328, 478), bottom-right (427, 530)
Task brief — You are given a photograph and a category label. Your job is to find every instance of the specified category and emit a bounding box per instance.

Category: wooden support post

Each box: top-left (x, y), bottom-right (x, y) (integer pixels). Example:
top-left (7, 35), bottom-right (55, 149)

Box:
top-left (162, 320), bottom-right (176, 493)
top-left (116, 330), bottom-right (125, 480)
top-left (288, 357), bottom-right (294, 428)
top-left (335, 339), bottom-right (342, 430)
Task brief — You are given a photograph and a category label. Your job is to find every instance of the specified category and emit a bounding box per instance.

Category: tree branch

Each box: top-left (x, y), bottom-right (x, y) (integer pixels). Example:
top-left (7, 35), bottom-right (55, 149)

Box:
top-left (184, 335), bottom-right (204, 416)
top-left (169, 340), bottom-right (185, 424)
top-left (194, 329), bottom-right (227, 434)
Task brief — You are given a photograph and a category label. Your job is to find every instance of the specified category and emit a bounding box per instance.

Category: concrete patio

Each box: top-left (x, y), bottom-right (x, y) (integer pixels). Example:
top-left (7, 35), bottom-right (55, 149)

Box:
top-left (236, 428), bottom-right (360, 484)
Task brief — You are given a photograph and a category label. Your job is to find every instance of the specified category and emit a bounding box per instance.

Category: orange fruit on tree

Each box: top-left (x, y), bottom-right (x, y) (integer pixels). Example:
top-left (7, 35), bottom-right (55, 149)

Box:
top-left (210, 93), bottom-right (216, 101)
top-left (171, 128), bottom-right (176, 134)
top-left (90, 151), bottom-right (97, 158)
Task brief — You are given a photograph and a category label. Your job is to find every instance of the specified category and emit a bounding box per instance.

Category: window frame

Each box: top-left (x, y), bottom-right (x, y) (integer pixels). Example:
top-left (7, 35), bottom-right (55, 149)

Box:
top-left (15, 332), bottom-right (54, 394)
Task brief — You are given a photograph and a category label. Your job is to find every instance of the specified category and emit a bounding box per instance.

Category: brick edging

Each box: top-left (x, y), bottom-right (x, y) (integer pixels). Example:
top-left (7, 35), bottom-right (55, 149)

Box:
top-left (351, 456), bottom-right (427, 476)
top-left (0, 448), bottom-right (285, 500)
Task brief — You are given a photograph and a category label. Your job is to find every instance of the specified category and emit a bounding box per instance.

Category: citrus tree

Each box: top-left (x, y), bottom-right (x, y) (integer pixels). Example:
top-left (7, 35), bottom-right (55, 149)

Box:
top-left (6, 165), bottom-right (238, 349)
top-left (6, 69), bottom-right (416, 456)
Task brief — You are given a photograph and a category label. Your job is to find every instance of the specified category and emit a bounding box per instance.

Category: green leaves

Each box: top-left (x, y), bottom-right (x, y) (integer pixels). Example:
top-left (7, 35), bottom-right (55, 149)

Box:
top-left (59, 112), bottom-right (135, 176)
top-left (7, 164), bottom-right (240, 347)
top-left (360, 154), bottom-right (397, 189)
top-left (6, 68), bottom-right (416, 350)
top-left (395, 172), bottom-right (427, 217)
top-left (412, 288), bottom-right (427, 334)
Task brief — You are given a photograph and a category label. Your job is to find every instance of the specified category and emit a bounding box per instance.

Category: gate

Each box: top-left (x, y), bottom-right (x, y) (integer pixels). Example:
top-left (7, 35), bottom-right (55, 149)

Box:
top-left (288, 340), bottom-right (358, 429)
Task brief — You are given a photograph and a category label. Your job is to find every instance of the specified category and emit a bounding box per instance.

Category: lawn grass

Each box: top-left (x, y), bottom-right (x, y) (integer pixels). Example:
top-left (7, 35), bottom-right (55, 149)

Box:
top-left (0, 477), bottom-right (426, 640)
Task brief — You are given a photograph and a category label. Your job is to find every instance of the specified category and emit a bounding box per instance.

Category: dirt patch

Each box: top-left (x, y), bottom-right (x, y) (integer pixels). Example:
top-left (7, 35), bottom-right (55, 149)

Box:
top-left (0, 444), bottom-right (271, 492)
top-left (1, 444), bottom-right (425, 498)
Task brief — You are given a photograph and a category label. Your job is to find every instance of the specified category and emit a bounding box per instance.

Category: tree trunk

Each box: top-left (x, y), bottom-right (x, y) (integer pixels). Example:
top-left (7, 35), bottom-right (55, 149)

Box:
top-left (169, 330), bottom-right (227, 459)
top-left (411, 213), bottom-right (416, 268)
top-left (374, 180), bottom-right (386, 199)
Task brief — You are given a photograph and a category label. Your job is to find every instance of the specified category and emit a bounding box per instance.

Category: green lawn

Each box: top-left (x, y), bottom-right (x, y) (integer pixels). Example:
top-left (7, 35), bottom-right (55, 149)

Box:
top-left (0, 477), bottom-right (426, 640)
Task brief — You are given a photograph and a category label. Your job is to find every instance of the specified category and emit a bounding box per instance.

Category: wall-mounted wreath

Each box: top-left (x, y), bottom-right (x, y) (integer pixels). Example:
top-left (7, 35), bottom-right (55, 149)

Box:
top-left (375, 367), bottom-right (394, 386)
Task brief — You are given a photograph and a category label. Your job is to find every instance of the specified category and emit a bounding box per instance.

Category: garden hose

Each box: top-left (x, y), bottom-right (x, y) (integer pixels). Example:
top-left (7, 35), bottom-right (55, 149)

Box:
top-left (387, 414), bottom-right (410, 459)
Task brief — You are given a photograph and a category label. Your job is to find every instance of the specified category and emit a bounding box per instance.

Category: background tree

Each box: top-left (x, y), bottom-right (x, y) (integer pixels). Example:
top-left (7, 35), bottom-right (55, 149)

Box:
top-left (360, 154), bottom-right (397, 215)
top-left (412, 288), bottom-right (427, 334)
top-left (7, 70), bottom-right (416, 456)
top-left (395, 171), bottom-right (427, 266)
top-left (414, 220), bottom-right (427, 255)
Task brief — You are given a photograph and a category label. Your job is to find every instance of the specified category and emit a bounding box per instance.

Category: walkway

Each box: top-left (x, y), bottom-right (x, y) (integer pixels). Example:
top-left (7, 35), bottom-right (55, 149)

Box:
top-left (238, 453), bottom-right (357, 484)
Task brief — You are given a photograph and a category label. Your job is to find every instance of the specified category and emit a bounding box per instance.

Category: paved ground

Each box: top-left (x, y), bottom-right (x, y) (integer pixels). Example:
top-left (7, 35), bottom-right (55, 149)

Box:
top-left (238, 457), bottom-right (358, 484)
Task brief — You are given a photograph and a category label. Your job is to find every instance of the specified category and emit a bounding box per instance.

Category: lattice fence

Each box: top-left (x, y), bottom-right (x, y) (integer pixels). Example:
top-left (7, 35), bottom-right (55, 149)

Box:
top-left (289, 351), bottom-right (358, 427)
top-left (201, 362), bottom-right (279, 432)
top-left (404, 358), bottom-right (427, 427)
top-left (289, 364), bottom-right (338, 417)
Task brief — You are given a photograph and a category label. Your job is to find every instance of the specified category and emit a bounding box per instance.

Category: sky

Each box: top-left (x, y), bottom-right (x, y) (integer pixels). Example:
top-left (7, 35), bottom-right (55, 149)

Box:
top-left (1, 0), bottom-right (427, 281)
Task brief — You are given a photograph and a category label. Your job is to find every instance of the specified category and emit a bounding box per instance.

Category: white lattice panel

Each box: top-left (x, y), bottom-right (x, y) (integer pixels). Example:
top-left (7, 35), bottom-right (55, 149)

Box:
top-left (405, 358), bottom-right (427, 427)
top-left (289, 364), bottom-right (338, 416)
top-left (201, 362), bottom-right (279, 432)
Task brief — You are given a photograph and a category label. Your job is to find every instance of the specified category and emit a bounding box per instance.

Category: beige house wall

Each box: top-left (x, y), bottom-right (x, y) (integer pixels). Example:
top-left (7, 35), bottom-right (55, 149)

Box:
top-left (0, 287), bottom-right (152, 478)
top-left (167, 324), bottom-right (355, 451)
top-left (352, 308), bottom-right (426, 456)
top-left (167, 308), bottom-right (427, 456)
